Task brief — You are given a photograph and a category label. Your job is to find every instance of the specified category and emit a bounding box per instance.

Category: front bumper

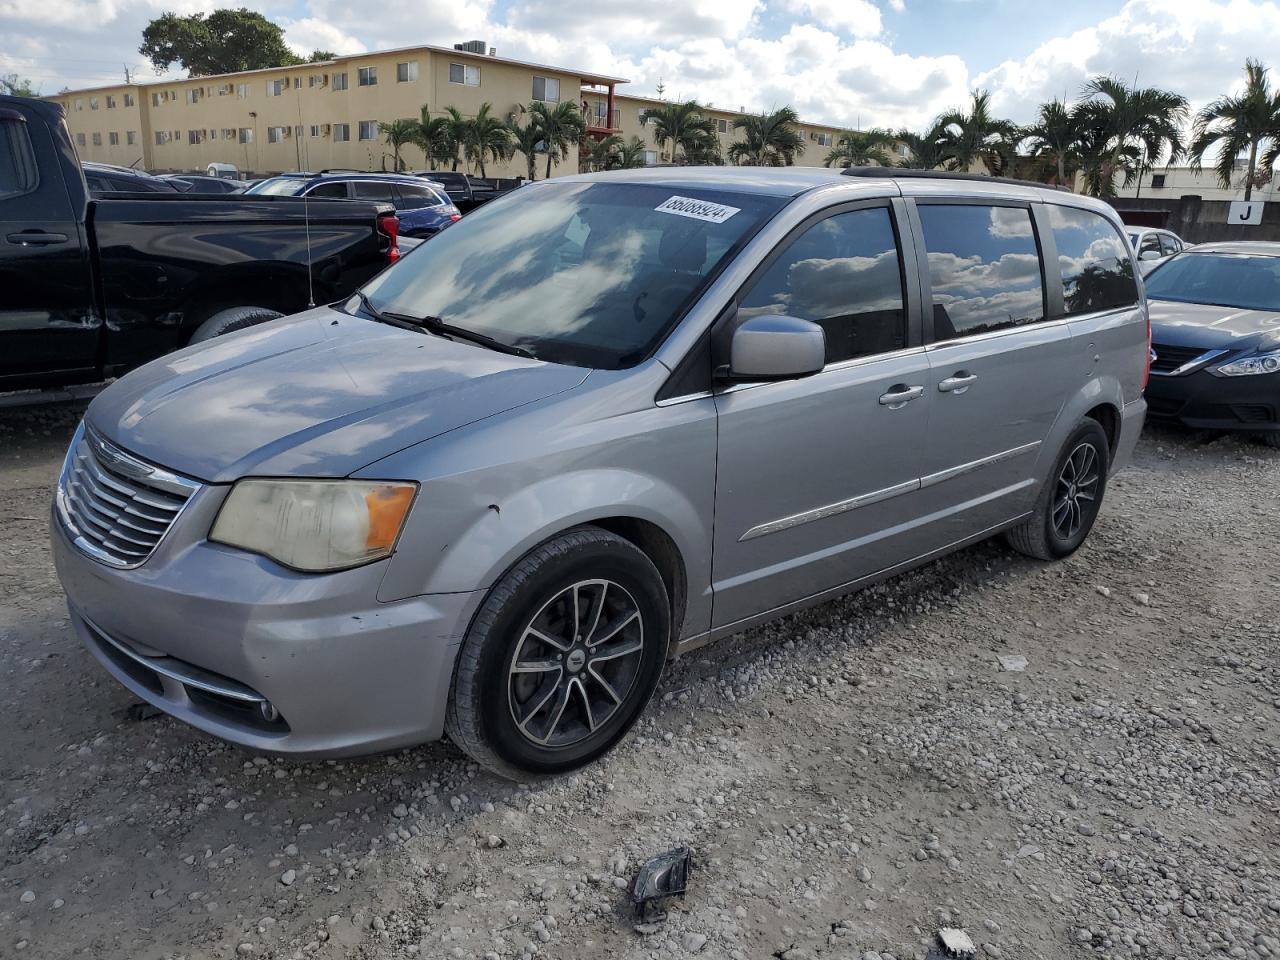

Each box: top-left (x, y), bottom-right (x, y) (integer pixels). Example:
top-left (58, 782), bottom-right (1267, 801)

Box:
top-left (52, 504), bottom-right (481, 757)
top-left (1145, 369), bottom-right (1280, 432)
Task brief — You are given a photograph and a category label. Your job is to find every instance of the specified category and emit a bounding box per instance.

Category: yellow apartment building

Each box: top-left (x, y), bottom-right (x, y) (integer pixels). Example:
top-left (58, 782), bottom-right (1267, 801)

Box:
top-left (51, 42), bottom-right (877, 178)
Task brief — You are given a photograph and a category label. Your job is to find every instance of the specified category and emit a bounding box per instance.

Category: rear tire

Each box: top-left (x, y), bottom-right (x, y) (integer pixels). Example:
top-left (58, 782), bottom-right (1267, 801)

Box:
top-left (445, 527), bottom-right (670, 780)
top-left (1006, 419), bottom-right (1111, 561)
top-left (189, 306), bottom-right (284, 343)
top-left (1255, 432), bottom-right (1280, 449)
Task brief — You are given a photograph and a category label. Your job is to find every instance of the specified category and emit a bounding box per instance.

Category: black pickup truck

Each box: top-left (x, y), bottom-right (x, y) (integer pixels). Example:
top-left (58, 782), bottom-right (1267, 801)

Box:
top-left (1, 96), bottom-right (401, 392)
top-left (412, 170), bottom-right (520, 214)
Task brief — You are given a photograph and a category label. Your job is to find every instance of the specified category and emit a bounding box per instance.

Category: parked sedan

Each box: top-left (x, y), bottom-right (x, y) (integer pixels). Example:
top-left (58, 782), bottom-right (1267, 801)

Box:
top-left (246, 173), bottom-right (462, 238)
top-left (160, 174), bottom-right (246, 194)
top-left (1127, 227), bottom-right (1186, 274)
top-left (1145, 242), bottom-right (1280, 446)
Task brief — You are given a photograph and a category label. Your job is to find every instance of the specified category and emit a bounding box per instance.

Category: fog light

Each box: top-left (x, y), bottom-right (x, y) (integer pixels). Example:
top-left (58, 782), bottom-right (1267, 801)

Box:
top-left (259, 700), bottom-right (280, 723)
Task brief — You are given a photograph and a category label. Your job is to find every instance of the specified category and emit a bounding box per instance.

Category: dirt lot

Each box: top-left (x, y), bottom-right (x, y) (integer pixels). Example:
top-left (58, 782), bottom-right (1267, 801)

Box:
top-left (2, 402), bottom-right (1277, 960)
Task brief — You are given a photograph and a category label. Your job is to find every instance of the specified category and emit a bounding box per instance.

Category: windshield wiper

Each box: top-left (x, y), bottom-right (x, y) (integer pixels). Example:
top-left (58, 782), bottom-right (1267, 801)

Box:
top-left (353, 294), bottom-right (536, 359)
top-left (414, 315), bottom-right (537, 359)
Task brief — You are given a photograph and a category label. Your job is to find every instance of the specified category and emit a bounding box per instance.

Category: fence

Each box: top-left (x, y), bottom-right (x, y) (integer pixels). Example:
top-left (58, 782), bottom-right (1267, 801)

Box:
top-left (1107, 196), bottom-right (1280, 244)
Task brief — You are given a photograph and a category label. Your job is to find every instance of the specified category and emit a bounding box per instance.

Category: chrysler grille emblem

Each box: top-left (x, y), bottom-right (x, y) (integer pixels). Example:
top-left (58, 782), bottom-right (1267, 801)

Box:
top-left (87, 430), bottom-right (156, 481)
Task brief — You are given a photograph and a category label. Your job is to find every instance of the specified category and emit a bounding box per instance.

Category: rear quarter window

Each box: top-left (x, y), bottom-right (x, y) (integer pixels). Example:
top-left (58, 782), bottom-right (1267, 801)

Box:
top-left (1046, 205), bottom-right (1138, 316)
top-left (0, 117), bottom-right (39, 202)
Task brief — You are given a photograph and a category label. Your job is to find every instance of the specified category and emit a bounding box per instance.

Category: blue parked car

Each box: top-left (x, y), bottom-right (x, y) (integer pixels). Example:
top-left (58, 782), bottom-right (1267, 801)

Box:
top-left (246, 172), bottom-right (462, 239)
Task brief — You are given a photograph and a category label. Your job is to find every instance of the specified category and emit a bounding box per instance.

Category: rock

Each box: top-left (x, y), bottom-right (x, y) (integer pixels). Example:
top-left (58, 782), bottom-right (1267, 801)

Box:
top-left (682, 932), bottom-right (707, 952)
top-left (1183, 901), bottom-right (1198, 917)
top-left (486, 834), bottom-right (504, 849)
top-left (1095, 585), bottom-right (1112, 598)
top-left (392, 804), bottom-right (408, 818)
top-left (997, 655), bottom-right (1028, 672)
top-left (236, 944), bottom-right (254, 956)
top-left (857, 866), bottom-right (872, 883)
top-left (280, 870), bottom-right (296, 886)
top-left (20, 890), bottom-right (35, 904)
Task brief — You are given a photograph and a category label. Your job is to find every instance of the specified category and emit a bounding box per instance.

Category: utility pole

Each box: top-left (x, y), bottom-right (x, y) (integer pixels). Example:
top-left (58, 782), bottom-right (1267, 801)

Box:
top-left (123, 64), bottom-right (132, 84)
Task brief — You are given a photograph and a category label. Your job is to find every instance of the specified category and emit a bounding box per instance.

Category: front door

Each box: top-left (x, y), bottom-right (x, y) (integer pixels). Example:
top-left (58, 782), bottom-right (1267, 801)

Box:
top-left (0, 106), bottom-right (98, 386)
top-left (711, 202), bottom-right (932, 629)
top-left (911, 200), bottom-right (1074, 542)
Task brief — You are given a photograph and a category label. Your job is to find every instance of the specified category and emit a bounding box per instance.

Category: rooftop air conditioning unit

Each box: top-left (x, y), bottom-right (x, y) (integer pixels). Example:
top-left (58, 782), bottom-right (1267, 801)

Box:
top-left (454, 40), bottom-right (487, 54)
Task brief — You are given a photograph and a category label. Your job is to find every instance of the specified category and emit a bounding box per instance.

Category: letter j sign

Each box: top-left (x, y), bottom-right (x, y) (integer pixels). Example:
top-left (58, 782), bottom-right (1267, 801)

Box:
top-left (1228, 200), bottom-right (1265, 225)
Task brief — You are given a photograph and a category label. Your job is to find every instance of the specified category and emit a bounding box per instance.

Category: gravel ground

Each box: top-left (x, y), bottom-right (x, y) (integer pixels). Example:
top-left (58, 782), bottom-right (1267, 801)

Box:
top-left (1, 402), bottom-right (1277, 960)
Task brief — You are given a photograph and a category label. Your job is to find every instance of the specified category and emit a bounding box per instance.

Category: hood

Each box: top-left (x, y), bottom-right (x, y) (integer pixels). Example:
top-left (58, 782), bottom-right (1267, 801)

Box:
top-left (1148, 299), bottom-right (1280, 350)
top-left (87, 307), bottom-right (590, 482)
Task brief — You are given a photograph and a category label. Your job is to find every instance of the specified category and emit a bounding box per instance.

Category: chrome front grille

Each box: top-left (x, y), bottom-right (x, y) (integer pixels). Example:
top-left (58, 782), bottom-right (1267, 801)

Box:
top-left (56, 422), bottom-right (200, 569)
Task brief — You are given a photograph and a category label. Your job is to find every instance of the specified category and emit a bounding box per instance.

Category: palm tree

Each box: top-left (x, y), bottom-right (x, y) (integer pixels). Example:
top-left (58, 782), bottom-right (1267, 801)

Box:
top-left (412, 106), bottom-right (453, 171)
top-left (579, 134), bottom-right (625, 172)
top-left (463, 103), bottom-right (512, 178)
top-left (443, 106), bottom-right (471, 172)
top-left (378, 119), bottom-right (416, 171)
top-left (727, 107), bottom-right (806, 166)
top-left (935, 90), bottom-right (1020, 175)
top-left (616, 136), bottom-right (648, 169)
top-left (822, 127), bottom-right (896, 168)
top-left (508, 114), bottom-right (542, 181)
top-left (640, 100), bottom-right (716, 164)
top-left (1190, 59), bottom-right (1280, 201)
top-left (1023, 98), bottom-right (1082, 187)
top-left (1077, 76), bottom-right (1188, 197)
top-left (895, 124), bottom-right (948, 170)
top-left (530, 100), bottom-right (587, 179)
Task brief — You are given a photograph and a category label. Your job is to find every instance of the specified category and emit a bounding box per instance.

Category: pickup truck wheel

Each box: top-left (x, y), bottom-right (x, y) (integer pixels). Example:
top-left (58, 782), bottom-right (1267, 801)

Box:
top-left (445, 527), bottom-right (670, 780)
top-left (189, 306), bottom-right (284, 343)
top-left (1005, 419), bottom-right (1110, 561)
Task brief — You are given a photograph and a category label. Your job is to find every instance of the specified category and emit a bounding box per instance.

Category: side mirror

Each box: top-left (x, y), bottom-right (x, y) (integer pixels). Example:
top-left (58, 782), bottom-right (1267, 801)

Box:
top-left (1140, 248), bottom-right (1163, 261)
top-left (721, 314), bottom-right (826, 381)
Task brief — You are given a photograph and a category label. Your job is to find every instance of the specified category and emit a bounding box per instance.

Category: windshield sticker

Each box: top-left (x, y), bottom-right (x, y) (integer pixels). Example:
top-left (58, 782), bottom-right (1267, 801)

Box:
top-left (654, 195), bottom-right (741, 224)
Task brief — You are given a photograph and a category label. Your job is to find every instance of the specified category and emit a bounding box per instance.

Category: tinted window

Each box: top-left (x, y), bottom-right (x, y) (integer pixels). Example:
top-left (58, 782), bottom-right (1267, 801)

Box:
top-left (396, 183), bottom-right (444, 209)
top-left (1160, 234), bottom-right (1181, 256)
top-left (1139, 233), bottom-right (1161, 255)
top-left (352, 181), bottom-right (395, 202)
top-left (246, 178), bottom-right (307, 196)
top-left (1143, 253), bottom-right (1280, 312)
top-left (1046, 205), bottom-right (1139, 316)
top-left (0, 119), bottom-right (38, 201)
top-left (361, 182), bottom-right (783, 369)
top-left (307, 181), bottom-right (349, 198)
top-left (918, 204), bottom-right (1044, 340)
top-left (739, 207), bottom-right (907, 363)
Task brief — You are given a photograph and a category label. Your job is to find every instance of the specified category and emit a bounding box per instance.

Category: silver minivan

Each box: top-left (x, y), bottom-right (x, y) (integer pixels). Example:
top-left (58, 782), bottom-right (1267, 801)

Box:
top-left (52, 168), bottom-right (1149, 777)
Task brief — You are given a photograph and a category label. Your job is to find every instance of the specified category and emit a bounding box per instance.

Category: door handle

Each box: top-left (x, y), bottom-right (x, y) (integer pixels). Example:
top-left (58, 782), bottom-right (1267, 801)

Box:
top-left (7, 231), bottom-right (69, 246)
top-left (938, 373), bottom-right (978, 394)
top-left (878, 384), bottom-right (924, 408)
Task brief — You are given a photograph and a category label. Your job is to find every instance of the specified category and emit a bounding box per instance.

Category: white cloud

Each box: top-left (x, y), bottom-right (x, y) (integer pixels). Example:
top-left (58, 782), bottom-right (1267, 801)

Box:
top-left (282, 17), bottom-right (366, 57)
top-left (785, 0), bottom-right (883, 38)
top-left (976, 0), bottom-right (1280, 121)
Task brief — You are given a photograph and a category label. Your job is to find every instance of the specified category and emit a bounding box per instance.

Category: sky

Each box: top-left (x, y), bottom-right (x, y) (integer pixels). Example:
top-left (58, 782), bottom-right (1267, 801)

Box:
top-left (3, 0), bottom-right (1280, 132)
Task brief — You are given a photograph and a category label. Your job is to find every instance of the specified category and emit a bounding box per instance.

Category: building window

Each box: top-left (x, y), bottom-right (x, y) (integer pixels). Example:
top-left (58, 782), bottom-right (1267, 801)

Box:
top-left (108, 131), bottom-right (119, 145)
top-left (154, 131), bottom-right (169, 145)
top-left (358, 66), bottom-right (377, 87)
top-left (816, 132), bottom-right (832, 147)
top-left (89, 97), bottom-right (99, 110)
top-left (716, 118), bottom-right (728, 134)
top-left (309, 74), bottom-right (327, 88)
top-left (293, 77), bottom-right (301, 89)
top-left (74, 99), bottom-right (84, 111)
top-left (309, 124), bottom-right (326, 138)
top-left (267, 78), bottom-right (286, 97)
top-left (238, 128), bottom-right (253, 144)
top-left (358, 120), bottom-right (377, 140)
top-left (397, 61), bottom-right (418, 82)
top-left (106, 95), bottom-right (116, 109)
top-left (331, 72), bottom-right (349, 91)
top-left (448, 62), bottom-right (481, 86)
top-left (188, 129), bottom-right (206, 144)
top-left (532, 76), bottom-right (560, 102)
top-left (644, 149), bottom-right (658, 166)
top-left (91, 132), bottom-right (101, 146)
top-left (267, 126), bottom-right (287, 143)
top-left (1151, 173), bottom-right (1167, 189)
top-left (151, 93), bottom-right (160, 107)
top-left (236, 84), bottom-right (249, 99)
top-left (186, 87), bottom-right (203, 104)
top-left (123, 93), bottom-right (135, 107)
top-left (333, 123), bottom-right (351, 142)
top-left (221, 128), bottom-right (235, 140)
top-left (126, 131), bottom-right (136, 145)
top-left (76, 132), bottom-right (86, 147)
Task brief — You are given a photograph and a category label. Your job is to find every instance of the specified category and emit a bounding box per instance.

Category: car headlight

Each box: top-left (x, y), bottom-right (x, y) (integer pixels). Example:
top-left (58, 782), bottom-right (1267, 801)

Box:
top-left (1215, 351), bottom-right (1280, 377)
top-left (210, 479), bottom-right (417, 572)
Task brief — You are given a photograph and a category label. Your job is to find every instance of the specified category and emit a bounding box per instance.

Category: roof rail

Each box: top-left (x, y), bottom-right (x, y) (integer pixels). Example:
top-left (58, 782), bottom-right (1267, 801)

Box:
top-left (839, 167), bottom-right (1068, 191)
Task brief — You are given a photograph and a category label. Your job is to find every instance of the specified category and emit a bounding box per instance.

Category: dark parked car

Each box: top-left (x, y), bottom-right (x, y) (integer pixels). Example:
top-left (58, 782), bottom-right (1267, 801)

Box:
top-left (82, 161), bottom-right (181, 195)
top-left (1145, 241), bottom-right (1280, 446)
top-left (410, 170), bottom-right (519, 213)
top-left (1, 96), bottom-right (402, 392)
top-left (246, 172), bottom-right (461, 238)
top-left (159, 174), bottom-right (246, 194)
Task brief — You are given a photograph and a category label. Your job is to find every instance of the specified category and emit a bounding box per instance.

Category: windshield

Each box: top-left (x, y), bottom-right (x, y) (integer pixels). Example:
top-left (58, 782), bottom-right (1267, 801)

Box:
top-left (245, 177), bottom-right (308, 196)
top-left (1144, 252), bottom-right (1280, 311)
top-left (358, 181), bottom-right (784, 368)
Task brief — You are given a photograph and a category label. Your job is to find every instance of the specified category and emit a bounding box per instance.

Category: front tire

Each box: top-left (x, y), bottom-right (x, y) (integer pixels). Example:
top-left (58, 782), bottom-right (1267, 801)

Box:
top-left (445, 527), bottom-right (670, 779)
top-left (189, 306), bottom-right (284, 343)
top-left (1006, 419), bottom-right (1110, 561)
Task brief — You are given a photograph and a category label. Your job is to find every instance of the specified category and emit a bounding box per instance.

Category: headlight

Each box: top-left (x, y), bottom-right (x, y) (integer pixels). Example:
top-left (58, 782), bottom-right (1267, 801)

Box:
top-left (210, 479), bottom-right (417, 572)
top-left (1215, 351), bottom-right (1280, 377)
